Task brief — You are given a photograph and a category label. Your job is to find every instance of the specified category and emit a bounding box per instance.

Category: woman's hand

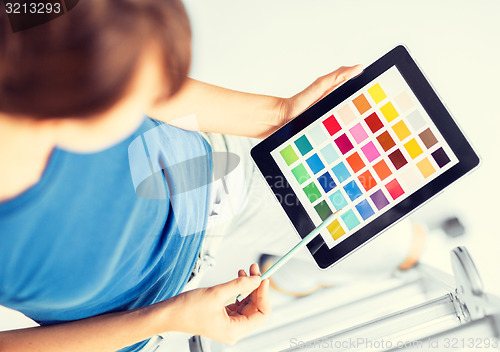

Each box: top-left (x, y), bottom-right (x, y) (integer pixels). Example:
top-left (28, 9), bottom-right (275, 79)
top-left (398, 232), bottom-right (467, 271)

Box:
top-left (167, 264), bottom-right (270, 345)
top-left (278, 65), bottom-right (364, 126)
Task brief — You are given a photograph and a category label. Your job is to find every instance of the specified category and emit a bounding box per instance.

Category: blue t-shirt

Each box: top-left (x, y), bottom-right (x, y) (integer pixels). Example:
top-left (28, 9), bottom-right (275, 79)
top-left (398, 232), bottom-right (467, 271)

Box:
top-left (0, 117), bottom-right (213, 352)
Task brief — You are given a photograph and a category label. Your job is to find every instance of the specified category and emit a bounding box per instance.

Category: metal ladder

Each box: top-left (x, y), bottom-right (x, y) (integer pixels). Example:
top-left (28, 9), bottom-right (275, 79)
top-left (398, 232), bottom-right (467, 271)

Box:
top-left (191, 247), bottom-right (500, 352)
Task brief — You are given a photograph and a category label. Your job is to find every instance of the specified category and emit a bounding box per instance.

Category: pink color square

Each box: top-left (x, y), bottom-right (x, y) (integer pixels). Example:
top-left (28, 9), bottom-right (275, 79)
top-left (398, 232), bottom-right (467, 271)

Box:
top-left (349, 123), bottom-right (369, 144)
top-left (361, 141), bottom-right (381, 162)
top-left (385, 179), bottom-right (405, 200)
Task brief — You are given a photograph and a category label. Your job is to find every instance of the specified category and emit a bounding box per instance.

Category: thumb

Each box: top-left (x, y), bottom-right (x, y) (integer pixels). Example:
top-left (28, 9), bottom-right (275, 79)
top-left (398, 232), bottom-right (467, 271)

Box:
top-left (217, 276), bottom-right (261, 300)
top-left (291, 65), bottom-right (364, 117)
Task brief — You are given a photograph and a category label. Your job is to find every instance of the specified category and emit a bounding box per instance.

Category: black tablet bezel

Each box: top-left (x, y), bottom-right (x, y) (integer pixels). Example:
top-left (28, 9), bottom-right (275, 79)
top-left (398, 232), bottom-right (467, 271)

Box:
top-left (251, 45), bottom-right (479, 269)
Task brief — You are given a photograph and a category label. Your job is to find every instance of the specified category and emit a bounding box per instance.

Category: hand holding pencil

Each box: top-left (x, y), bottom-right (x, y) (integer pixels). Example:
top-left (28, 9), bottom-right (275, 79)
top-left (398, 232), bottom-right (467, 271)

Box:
top-left (236, 211), bottom-right (340, 302)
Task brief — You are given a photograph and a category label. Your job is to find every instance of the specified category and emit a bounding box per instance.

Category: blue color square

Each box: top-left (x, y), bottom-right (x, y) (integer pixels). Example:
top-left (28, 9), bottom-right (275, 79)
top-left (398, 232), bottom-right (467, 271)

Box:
top-left (329, 190), bottom-right (348, 210)
top-left (294, 135), bottom-right (313, 156)
top-left (306, 154), bottom-right (325, 175)
top-left (320, 144), bottom-right (339, 165)
top-left (331, 162), bottom-right (351, 183)
top-left (341, 209), bottom-right (361, 230)
top-left (317, 171), bottom-right (336, 193)
top-left (343, 180), bottom-right (363, 201)
top-left (355, 199), bottom-right (375, 220)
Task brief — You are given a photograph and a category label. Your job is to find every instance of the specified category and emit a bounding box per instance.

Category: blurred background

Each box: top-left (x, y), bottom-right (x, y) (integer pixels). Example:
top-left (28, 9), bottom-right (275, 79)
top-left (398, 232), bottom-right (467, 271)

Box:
top-left (185, 0), bottom-right (500, 349)
top-left (182, 0), bottom-right (500, 291)
top-left (1, 0), bottom-right (499, 349)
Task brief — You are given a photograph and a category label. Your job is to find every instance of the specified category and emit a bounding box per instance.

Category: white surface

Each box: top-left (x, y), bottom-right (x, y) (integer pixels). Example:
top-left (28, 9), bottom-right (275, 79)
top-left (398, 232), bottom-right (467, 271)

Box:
top-left (184, 0), bottom-right (500, 294)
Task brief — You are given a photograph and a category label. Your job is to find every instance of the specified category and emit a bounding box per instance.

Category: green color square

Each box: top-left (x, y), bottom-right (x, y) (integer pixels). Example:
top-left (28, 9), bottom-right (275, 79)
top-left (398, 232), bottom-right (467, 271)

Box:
top-left (314, 200), bottom-right (332, 221)
top-left (294, 135), bottom-right (313, 156)
top-left (280, 145), bottom-right (298, 166)
top-left (292, 164), bottom-right (310, 184)
top-left (303, 182), bottom-right (321, 203)
top-left (341, 209), bottom-right (361, 230)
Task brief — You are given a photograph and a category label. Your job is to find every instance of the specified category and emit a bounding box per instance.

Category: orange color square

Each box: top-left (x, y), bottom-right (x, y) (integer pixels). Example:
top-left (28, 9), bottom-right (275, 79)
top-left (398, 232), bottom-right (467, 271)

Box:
top-left (346, 152), bottom-right (365, 173)
top-left (352, 94), bottom-right (371, 115)
top-left (373, 160), bottom-right (392, 181)
top-left (392, 120), bottom-right (411, 141)
top-left (358, 170), bottom-right (377, 191)
top-left (417, 158), bottom-right (435, 178)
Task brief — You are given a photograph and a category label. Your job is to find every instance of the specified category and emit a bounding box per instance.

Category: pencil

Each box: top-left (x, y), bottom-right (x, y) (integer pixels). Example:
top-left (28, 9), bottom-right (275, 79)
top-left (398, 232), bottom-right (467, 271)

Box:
top-left (236, 210), bottom-right (340, 302)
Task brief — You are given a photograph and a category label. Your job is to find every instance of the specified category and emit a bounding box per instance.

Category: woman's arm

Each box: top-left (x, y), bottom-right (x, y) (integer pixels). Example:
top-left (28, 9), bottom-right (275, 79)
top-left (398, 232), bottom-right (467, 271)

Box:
top-left (148, 65), bottom-right (363, 138)
top-left (0, 266), bottom-right (268, 352)
top-left (0, 301), bottom-right (165, 352)
top-left (149, 78), bottom-right (283, 139)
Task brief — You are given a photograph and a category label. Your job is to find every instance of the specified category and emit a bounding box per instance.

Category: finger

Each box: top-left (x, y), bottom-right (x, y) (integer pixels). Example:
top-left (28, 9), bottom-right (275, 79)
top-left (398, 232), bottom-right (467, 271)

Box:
top-left (313, 65), bottom-right (363, 97)
top-left (255, 279), bottom-right (271, 315)
top-left (327, 64), bottom-right (364, 82)
top-left (292, 65), bottom-right (363, 114)
top-left (236, 270), bottom-right (248, 305)
top-left (229, 306), bottom-right (268, 333)
top-left (217, 276), bottom-right (261, 301)
top-left (226, 303), bottom-right (239, 315)
top-left (321, 64), bottom-right (364, 93)
top-left (249, 263), bottom-right (261, 277)
top-left (230, 301), bottom-right (269, 333)
top-left (238, 277), bottom-right (270, 316)
top-left (246, 264), bottom-right (262, 302)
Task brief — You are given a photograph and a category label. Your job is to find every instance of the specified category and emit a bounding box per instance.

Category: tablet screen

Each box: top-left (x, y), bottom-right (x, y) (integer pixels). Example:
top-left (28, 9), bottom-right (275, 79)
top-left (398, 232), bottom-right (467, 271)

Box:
top-left (270, 66), bottom-right (458, 249)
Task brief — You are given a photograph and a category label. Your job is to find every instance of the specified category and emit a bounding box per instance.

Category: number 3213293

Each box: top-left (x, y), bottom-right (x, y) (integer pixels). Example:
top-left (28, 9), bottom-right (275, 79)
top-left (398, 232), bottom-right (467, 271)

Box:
top-left (5, 2), bottom-right (62, 14)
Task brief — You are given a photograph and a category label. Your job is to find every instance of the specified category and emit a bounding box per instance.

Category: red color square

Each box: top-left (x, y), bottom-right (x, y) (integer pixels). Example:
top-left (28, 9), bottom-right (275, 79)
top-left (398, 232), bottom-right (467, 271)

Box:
top-left (346, 152), bottom-right (365, 173)
top-left (334, 134), bottom-right (354, 155)
top-left (323, 115), bottom-right (342, 136)
top-left (364, 112), bottom-right (384, 133)
top-left (373, 160), bottom-right (392, 181)
top-left (388, 149), bottom-right (408, 170)
top-left (358, 170), bottom-right (376, 191)
top-left (385, 179), bottom-right (405, 200)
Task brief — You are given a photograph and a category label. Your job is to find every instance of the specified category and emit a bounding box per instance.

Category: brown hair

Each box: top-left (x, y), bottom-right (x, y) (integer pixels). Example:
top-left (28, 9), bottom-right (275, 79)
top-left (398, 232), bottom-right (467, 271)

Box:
top-left (0, 0), bottom-right (191, 119)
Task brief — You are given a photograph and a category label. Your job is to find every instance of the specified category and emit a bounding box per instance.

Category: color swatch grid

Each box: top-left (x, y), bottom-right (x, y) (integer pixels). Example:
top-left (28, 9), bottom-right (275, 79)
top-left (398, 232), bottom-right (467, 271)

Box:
top-left (272, 67), bottom-right (457, 248)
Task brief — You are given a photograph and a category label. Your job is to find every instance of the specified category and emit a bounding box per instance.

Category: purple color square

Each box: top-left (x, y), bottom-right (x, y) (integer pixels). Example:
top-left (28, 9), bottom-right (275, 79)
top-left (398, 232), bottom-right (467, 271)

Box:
top-left (370, 189), bottom-right (390, 210)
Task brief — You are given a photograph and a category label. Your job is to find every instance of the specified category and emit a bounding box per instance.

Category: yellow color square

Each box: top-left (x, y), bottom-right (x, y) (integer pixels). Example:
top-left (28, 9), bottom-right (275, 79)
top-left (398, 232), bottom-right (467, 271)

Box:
top-left (404, 139), bottom-right (423, 159)
top-left (327, 219), bottom-right (345, 240)
top-left (368, 83), bottom-right (387, 104)
top-left (392, 121), bottom-right (411, 141)
top-left (417, 158), bottom-right (435, 178)
top-left (380, 102), bottom-right (399, 122)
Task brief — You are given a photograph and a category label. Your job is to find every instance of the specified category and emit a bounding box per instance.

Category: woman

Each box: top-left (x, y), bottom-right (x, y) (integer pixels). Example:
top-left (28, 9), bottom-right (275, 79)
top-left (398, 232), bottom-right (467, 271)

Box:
top-left (0, 1), bottom-right (362, 351)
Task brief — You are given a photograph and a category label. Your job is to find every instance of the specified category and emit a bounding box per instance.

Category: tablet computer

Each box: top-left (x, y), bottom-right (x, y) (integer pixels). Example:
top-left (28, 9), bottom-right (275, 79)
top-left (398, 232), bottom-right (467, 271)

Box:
top-left (251, 45), bottom-right (479, 269)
